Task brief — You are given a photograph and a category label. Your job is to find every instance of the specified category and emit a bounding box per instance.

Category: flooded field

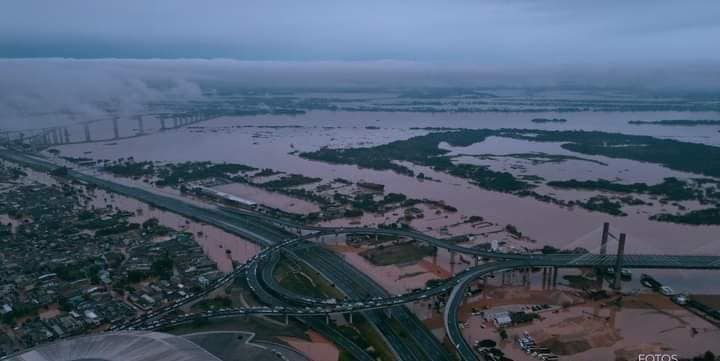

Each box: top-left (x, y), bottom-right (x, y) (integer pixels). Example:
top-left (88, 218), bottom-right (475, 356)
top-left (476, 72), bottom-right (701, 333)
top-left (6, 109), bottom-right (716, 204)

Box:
top-left (37, 109), bottom-right (720, 357)
top-left (88, 187), bottom-right (261, 272)
top-left (52, 111), bottom-right (720, 255)
top-left (5, 6), bottom-right (720, 360)
top-left (48, 112), bottom-right (720, 296)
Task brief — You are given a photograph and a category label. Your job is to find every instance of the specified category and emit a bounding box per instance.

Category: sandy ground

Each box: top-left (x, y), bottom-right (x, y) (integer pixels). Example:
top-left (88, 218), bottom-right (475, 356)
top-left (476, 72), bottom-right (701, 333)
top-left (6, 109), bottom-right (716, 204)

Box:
top-left (459, 289), bottom-right (720, 361)
top-left (279, 331), bottom-right (340, 361)
top-left (328, 245), bottom-right (441, 296)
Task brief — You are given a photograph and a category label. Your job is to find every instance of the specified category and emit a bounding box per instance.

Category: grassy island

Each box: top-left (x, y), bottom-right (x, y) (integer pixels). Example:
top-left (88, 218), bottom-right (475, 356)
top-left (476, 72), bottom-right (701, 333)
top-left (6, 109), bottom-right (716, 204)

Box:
top-left (300, 128), bottom-right (720, 222)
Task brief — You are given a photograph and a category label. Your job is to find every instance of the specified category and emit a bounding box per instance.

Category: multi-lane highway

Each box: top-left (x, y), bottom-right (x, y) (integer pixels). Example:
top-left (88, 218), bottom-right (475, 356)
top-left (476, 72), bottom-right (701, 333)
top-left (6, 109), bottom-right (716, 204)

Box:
top-left (0, 149), bottom-right (449, 361)
top-left (444, 256), bottom-right (720, 361)
top-left (4, 148), bottom-right (720, 361)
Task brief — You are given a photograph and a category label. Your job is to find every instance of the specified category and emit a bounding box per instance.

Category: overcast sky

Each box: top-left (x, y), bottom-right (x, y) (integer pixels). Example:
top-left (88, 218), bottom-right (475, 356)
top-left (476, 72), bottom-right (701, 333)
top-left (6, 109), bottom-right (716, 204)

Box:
top-left (1, 1), bottom-right (719, 129)
top-left (1, 0), bottom-right (719, 65)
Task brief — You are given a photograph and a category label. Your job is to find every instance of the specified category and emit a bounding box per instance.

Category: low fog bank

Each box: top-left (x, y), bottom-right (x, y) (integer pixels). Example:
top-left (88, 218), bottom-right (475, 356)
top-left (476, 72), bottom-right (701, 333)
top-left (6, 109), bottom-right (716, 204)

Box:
top-left (1, 58), bottom-right (719, 130)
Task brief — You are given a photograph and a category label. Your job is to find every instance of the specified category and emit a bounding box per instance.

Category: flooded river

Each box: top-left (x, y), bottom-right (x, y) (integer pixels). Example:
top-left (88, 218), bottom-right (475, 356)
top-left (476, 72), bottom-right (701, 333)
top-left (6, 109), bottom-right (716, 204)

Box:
top-left (54, 111), bottom-right (720, 255)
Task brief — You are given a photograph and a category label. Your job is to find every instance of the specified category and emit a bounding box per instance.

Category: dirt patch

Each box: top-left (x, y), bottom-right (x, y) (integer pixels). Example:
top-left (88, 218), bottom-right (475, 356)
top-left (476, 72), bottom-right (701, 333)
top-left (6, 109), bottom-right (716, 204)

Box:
top-left (692, 294), bottom-right (720, 309)
top-left (417, 259), bottom-right (451, 278)
top-left (532, 312), bottom-right (622, 356)
top-left (614, 343), bottom-right (672, 361)
top-left (540, 338), bottom-right (593, 355)
top-left (280, 331), bottom-right (339, 361)
top-left (359, 242), bottom-right (435, 266)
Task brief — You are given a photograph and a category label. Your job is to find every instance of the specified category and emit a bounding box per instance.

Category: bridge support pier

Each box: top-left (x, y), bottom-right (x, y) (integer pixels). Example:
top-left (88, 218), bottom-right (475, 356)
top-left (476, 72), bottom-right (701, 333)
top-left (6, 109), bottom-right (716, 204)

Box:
top-left (552, 267), bottom-right (558, 288)
top-left (64, 128), bottom-right (70, 143)
top-left (84, 124), bottom-right (91, 142)
top-left (450, 251), bottom-right (457, 275)
top-left (597, 222), bottom-right (611, 288)
top-left (173, 118), bottom-right (179, 128)
top-left (384, 308), bottom-right (393, 319)
top-left (613, 233), bottom-right (627, 290)
top-left (600, 222), bottom-right (610, 255)
top-left (137, 116), bottom-right (144, 134)
top-left (527, 268), bottom-right (532, 287)
top-left (113, 117), bottom-right (119, 139)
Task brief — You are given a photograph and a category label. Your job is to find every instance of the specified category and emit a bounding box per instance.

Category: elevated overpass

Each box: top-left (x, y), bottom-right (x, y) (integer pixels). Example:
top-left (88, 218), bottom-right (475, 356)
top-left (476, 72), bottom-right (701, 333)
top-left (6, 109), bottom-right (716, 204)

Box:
top-left (3, 149), bottom-right (719, 361)
top-left (0, 149), bottom-right (449, 361)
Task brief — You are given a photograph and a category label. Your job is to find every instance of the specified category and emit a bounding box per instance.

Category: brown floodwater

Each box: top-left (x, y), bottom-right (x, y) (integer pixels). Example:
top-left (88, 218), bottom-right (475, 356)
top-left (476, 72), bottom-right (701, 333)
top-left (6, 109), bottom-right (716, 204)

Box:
top-left (50, 110), bottom-right (720, 290)
top-left (87, 188), bottom-right (260, 272)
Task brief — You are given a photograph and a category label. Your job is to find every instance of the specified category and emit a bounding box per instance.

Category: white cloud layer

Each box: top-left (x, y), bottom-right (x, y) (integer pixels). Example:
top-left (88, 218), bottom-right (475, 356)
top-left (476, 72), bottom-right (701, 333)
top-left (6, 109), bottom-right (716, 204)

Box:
top-left (1, 58), bottom-right (718, 130)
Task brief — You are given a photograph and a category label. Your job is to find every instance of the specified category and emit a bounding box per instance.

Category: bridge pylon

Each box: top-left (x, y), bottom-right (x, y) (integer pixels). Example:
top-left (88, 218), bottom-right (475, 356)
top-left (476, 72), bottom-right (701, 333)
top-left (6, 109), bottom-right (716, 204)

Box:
top-left (613, 233), bottom-right (627, 290)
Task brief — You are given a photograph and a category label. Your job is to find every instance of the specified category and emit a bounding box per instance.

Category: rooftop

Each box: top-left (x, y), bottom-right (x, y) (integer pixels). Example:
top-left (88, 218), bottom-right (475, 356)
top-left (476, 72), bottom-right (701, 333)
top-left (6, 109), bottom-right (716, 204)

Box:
top-left (6, 331), bottom-right (222, 361)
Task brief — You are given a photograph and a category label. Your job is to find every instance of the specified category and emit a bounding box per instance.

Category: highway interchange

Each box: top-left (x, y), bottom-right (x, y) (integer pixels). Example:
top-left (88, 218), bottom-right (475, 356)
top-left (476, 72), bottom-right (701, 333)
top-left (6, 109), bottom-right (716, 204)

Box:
top-left (2, 148), bottom-right (720, 361)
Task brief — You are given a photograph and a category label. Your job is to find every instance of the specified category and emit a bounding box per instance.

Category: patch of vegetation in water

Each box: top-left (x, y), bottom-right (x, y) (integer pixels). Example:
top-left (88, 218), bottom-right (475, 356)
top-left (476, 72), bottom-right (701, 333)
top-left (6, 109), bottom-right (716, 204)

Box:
top-left (628, 119), bottom-right (720, 126)
top-left (547, 177), bottom-right (706, 202)
top-left (576, 195), bottom-right (626, 216)
top-left (500, 129), bottom-right (720, 178)
top-left (303, 128), bottom-right (720, 180)
top-left (359, 242), bottom-right (435, 266)
top-left (301, 128), bottom-right (720, 221)
top-left (261, 174), bottom-right (321, 189)
top-left (301, 129), bottom-right (533, 192)
top-left (650, 207), bottom-right (720, 225)
top-left (102, 160), bottom-right (257, 186)
top-left (531, 118), bottom-right (567, 123)
top-left (103, 160), bottom-right (156, 178)
top-left (465, 152), bottom-right (607, 166)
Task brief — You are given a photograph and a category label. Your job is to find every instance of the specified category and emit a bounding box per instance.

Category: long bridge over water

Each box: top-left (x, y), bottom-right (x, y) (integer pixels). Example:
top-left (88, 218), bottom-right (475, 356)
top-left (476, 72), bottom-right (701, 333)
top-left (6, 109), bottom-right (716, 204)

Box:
top-left (0, 112), bottom-right (215, 150)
